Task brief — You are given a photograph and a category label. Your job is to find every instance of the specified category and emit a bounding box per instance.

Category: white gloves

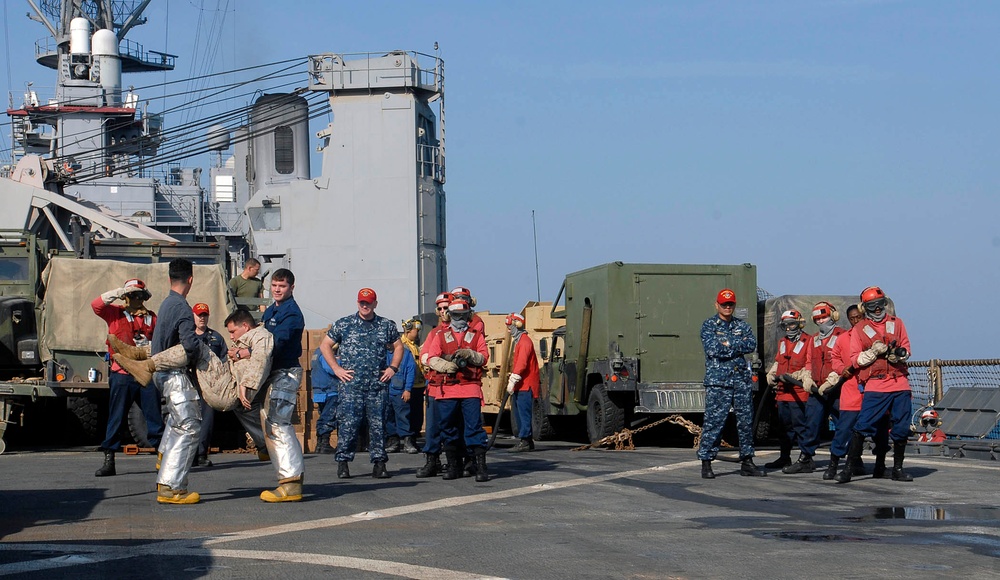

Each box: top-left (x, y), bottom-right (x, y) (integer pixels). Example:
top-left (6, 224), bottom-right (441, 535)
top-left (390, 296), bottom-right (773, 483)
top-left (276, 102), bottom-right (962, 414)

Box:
top-left (856, 348), bottom-right (880, 367)
top-left (427, 356), bottom-right (458, 374)
top-left (869, 341), bottom-right (888, 356)
top-left (507, 373), bottom-right (522, 394)
top-left (765, 362), bottom-right (778, 387)
top-left (801, 374), bottom-right (818, 395)
top-left (455, 348), bottom-right (485, 367)
top-left (817, 371), bottom-right (840, 396)
top-left (101, 287), bottom-right (127, 304)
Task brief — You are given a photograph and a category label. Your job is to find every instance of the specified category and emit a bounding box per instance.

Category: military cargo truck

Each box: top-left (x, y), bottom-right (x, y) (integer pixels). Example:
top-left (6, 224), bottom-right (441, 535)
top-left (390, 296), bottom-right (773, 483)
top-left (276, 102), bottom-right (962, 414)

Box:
top-left (534, 262), bottom-right (760, 443)
top-left (0, 232), bottom-right (230, 453)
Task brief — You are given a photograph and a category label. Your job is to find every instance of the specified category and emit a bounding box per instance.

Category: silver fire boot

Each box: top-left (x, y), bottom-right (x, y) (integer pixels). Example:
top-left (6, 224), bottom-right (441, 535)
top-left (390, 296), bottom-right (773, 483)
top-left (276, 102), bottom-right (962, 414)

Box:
top-left (155, 369), bottom-right (203, 491)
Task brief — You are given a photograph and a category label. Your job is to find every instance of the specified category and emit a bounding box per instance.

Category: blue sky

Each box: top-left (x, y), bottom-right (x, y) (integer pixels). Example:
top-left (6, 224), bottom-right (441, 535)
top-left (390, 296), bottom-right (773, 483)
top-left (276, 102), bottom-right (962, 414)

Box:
top-left (3, 1), bottom-right (998, 359)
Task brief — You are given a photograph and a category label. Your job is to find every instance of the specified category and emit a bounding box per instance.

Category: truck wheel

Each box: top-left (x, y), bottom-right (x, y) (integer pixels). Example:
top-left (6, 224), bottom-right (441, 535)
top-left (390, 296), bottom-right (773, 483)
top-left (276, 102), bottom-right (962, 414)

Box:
top-left (129, 401), bottom-right (169, 448)
top-left (532, 396), bottom-right (555, 440)
top-left (587, 384), bottom-right (625, 443)
top-left (66, 396), bottom-right (103, 443)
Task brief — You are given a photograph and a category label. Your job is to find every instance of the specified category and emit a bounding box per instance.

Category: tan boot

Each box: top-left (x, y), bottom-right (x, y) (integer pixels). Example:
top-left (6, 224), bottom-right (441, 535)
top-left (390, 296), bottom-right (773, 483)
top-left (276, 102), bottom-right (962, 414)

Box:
top-left (156, 483), bottom-right (200, 505)
top-left (260, 477), bottom-right (303, 502)
top-left (107, 334), bottom-right (148, 360)
top-left (113, 354), bottom-right (155, 387)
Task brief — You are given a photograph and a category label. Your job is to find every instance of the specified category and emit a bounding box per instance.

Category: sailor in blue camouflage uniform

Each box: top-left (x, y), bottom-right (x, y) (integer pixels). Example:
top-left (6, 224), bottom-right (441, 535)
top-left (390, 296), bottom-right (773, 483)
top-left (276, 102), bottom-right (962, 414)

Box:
top-left (320, 287), bottom-right (404, 480)
top-left (698, 288), bottom-right (766, 479)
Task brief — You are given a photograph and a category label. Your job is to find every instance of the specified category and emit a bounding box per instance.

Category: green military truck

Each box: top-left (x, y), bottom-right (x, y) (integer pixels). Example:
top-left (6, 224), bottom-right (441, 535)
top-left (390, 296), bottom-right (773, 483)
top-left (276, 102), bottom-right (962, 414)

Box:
top-left (534, 262), bottom-right (760, 443)
top-left (0, 231), bottom-right (231, 453)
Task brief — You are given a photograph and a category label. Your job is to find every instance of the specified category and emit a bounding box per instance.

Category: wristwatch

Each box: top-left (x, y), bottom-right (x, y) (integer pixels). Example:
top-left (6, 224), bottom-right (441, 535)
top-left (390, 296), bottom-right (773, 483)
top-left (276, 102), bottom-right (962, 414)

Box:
top-left (389, 365), bottom-right (399, 373)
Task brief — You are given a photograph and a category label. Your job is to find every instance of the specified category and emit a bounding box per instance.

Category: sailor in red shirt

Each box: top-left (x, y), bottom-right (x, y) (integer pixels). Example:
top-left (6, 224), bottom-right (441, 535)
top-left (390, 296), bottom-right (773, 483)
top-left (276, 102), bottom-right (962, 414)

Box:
top-left (765, 310), bottom-right (817, 473)
top-left (916, 409), bottom-right (946, 443)
top-left (422, 297), bottom-right (491, 481)
top-left (450, 287), bottom-right (485, 335)
top-left (836, 286), bottom-right (914, 483)
top-left (505, 313), bottom-right (540, 453)
top-left (90, 278), bottom-right (162, 477)
top-left (416, 292), bottom-right (455, 477)
top-left (785, 302), bottom-right (846, 475)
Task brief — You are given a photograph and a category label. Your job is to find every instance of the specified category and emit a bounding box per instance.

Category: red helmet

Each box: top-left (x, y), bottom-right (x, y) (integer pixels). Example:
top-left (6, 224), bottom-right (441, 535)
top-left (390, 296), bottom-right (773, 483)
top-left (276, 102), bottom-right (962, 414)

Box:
top-left (435, 292), bottom-right (454, 306)
top-left (780, 310), bottom-right (804, 330)
top-left (811, 301), bottom-right (839, 322)
top-left (921, 409), bottom-right (940, 421)
top-left (860, 286), bottom-right (885, 304)
top-left (505, 313), bottom-right (525, 329)
top-left (780, 310), bottom-right (802, 322)
top-left (450, 286), bottom-right (477, 307)
top-left (448, 298), bottom-right (472, 314)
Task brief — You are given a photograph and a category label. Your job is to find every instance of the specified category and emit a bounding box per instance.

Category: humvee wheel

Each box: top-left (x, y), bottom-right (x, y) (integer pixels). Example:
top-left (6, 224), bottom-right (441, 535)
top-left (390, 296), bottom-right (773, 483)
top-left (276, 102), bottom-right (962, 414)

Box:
top-left (532, 395), bottom-right (555, 441)
top-left (586, 384), bottom-right (625, 443)
top-left (67, 396), bottom-right (102, 442)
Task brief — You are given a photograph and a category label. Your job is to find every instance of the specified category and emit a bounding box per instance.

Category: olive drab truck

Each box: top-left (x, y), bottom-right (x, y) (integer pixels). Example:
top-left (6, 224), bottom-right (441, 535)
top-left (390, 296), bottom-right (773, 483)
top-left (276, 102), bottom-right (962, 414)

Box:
top-left (533, 262), bottom-right (760, 443)
top-left (0, 232), bottom-right (231, 453)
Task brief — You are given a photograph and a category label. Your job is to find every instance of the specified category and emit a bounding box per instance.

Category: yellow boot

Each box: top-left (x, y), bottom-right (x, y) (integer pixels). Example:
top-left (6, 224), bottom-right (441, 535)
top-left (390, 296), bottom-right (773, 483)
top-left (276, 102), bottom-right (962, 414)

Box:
top-left (107, 334), bottom-right (148, 360)
top-left (156, 452), bottom-right (162, 470)
top-left (156, 484), bottom-right (200, 505)
top-left (260, 477), bottom-right (303, 502)
top-left (113, 354), bottom-right (155, 387)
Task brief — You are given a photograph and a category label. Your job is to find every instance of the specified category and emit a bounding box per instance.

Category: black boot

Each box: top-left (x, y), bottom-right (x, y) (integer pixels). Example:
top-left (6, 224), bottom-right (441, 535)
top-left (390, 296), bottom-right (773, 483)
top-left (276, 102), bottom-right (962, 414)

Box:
top-left (849, 452), bottom-right (867, 476)
top-left (193, 453), bottom-right (213, 468)
top-left (764, 444), bottom-right (792, 469)
top-left (782, 453), bottom-right (815, 474)
top-left (337, 461), bottom-right (351, 479)
top-left (823, 456), bottom-right (840, 480)
top-left (701, 460), bottom-right (715, 479)
top-left (402, 436), bottom-right (419, 454)
top-left (385, 436), bottom-right (401, 454)
top-left (873, 454), bottom-right (888, 478)
top-left (891, 441), bottom-right (913, 482)
top-left (473, 447), bottom-right (489, 482)
top-left (463, 455), bottom-right (477, 477)
top-left (835, 433), bottom-right (865, 484)
top-left (416, 453), bottom-right (439, 478)
top-left (95, 450), bottom-right (116, 477)
top-left (315, 436), bottom-right (334, 455)
top-left (740, 457), bottom-right (766, 477)
top-left (372, 460), bottom-right (391, 479)
top-left (509, 438), bottom-right (532, 453)
top-left (442, 449), bottom-right (462, 481)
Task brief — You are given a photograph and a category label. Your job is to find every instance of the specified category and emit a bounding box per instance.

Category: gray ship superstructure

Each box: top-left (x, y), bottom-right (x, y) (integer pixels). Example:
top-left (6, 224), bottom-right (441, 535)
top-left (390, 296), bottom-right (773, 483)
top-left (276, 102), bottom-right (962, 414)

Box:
top-left (3, 1), bottom-right (448, 326)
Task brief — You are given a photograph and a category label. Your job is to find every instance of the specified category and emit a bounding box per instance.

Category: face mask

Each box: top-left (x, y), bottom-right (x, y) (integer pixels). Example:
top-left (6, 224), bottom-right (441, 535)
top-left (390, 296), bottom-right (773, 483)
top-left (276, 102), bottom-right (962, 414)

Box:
top-left (864, 298), bottom-right (887, 322)
top-left (449, 311), bottom-right (470, 333)
top-left (817, 319), bottom-right (837, 337)
top-left (509, 326), bottom-right (525, 341)
top-left (784, 328), bottom-right (801, 341)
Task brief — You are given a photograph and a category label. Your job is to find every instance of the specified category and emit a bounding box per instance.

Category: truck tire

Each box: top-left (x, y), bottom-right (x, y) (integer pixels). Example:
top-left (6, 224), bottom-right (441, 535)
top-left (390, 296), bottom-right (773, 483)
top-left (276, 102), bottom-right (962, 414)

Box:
top-left (532, 395), bottom-right (555, 441)
top-left (586, 384), bottom-right (625, 443)
top-left (66, 395), bottom-right (103, 443)
top-left (129, 401), bottom-right (169, 448)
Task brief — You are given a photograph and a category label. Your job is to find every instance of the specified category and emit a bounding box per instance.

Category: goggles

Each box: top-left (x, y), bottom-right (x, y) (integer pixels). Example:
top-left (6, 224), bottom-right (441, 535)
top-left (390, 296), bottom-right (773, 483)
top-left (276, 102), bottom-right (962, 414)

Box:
top-left (780, 320), bottom-right (801, 331)
top-left (863, 298), bottom-right (887, 314)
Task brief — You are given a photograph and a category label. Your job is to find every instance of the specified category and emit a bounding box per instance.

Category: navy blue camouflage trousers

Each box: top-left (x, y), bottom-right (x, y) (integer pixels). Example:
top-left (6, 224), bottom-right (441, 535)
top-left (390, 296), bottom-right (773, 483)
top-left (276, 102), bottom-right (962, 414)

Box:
top-left (697, 383), bottom-right (755, 461)
top-left (335, 384), bottom-right (388, 464)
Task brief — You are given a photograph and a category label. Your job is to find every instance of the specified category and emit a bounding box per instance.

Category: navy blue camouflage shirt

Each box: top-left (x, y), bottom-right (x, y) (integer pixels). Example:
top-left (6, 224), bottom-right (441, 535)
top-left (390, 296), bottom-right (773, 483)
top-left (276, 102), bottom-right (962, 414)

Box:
top-left (327, 313), bottom-right (400, 388)
top-left (701, 314), bottom-right (757, 387)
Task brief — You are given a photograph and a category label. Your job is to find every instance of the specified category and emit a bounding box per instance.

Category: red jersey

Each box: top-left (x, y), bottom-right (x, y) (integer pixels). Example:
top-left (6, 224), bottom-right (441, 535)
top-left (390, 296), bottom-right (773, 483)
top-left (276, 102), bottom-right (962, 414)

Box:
top-left (774, 334), bottom-right (812, 403)
top-left (850, 316), bottom-right (911, 394)
top-left (832, 326), bottom-right (862, 411)
top-left (91, 296), bottom-right (156, 375)
top-left (510, 333), bottom-right (540, 397)
top-left (422, 326), bottom-right (489, 400)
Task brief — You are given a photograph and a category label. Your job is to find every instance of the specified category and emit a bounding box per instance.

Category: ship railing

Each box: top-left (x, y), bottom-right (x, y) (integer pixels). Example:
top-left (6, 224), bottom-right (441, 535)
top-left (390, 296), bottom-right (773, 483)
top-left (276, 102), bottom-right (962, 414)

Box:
top-left (907, 358), bottom-right (1000, 411)
top-left (417, 144), bottom-right (445, 183)
top-left (308, 51), bottom-right (443, 94)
